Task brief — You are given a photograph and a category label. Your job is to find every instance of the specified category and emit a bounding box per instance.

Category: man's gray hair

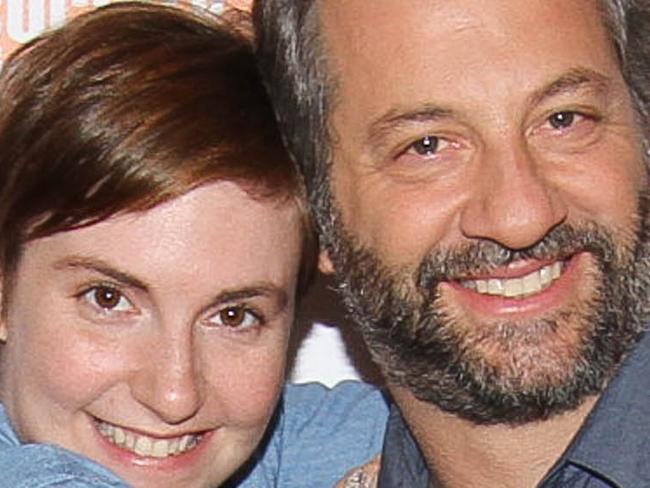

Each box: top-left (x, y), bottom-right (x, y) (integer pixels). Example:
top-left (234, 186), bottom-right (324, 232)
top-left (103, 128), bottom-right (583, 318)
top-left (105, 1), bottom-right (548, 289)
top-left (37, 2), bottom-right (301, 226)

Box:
top-left (253, 0), bottom-right (650, 211)
top-left (253, 0), bottom-right (331, 225)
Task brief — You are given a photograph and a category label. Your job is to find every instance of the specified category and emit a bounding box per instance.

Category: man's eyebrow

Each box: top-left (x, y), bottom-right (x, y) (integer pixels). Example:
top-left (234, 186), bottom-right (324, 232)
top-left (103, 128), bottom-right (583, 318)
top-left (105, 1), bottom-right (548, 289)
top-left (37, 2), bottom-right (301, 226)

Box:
top-left (364, 68), bottom-right (612, 145)
top-left (529, 67), bottom-right (613, 107)
top-left (366, 104), bottom-right (455, 144)
top-left (53, 256), bottom-right (148, 291)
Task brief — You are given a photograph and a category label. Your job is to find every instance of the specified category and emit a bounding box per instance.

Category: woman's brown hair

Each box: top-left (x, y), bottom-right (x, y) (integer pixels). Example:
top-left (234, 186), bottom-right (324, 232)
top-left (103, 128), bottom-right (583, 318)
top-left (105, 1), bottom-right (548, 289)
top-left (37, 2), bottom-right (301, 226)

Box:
top-left (0, 2), bottom-right (315, 291)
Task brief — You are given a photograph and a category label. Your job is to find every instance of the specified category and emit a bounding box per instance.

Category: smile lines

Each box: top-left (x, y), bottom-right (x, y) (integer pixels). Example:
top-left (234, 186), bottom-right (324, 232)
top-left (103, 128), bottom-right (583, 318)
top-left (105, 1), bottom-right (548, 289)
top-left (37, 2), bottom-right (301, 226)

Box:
top-left (460, 261), bottom-right (564, 298)
top-left (97, 421), bottom-right (202, 458)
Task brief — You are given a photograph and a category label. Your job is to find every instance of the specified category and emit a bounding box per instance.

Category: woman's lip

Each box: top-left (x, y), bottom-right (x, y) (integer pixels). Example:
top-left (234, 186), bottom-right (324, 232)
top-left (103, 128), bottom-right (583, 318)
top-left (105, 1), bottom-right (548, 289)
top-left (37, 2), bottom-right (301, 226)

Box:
top-left (94, 417), bottom-right (207, 439)
top-left (91, 417), bottom-right (216, 469)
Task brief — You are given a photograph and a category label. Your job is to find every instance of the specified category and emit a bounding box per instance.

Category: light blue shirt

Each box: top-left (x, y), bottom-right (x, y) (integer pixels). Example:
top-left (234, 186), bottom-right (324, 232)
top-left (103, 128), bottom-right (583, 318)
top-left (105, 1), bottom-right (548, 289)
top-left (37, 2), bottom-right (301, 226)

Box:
top-left (0, 381), bottom-right (389, 487)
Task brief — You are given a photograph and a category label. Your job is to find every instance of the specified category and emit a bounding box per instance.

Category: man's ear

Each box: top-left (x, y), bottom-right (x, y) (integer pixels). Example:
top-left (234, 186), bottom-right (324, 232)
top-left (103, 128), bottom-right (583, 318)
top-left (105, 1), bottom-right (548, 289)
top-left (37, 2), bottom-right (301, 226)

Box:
top-left (318, 249), bottom-right (335, 275)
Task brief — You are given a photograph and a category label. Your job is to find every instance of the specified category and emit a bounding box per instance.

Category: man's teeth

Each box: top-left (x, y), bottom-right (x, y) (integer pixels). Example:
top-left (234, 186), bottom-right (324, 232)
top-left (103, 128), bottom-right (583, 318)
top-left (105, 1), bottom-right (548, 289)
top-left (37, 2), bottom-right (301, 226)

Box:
top-left (461, 261), bottom-right (563, 298)
top-left (97, 422), bottom-right (200, 458)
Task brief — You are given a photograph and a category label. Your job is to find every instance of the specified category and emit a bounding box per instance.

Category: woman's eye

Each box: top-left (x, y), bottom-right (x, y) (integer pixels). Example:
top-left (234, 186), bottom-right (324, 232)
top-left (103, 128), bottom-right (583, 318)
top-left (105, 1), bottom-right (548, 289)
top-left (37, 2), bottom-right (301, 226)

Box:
top-left (548, 110), bottom-right (578, 130)
top-left (83, 286), bottom-right (133, 313)
top-left (209, 306), bottom-right (261, 330)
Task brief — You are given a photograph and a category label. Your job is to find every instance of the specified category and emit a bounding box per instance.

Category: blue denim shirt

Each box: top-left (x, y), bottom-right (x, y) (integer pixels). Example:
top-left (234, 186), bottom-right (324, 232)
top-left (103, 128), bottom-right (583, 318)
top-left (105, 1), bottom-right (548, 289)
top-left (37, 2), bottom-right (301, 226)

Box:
top-left (0, 381), bottom-right (389, 487)
top-left (377, 330), bottom-right (650, 488)
top-left (0, 420), bottom-right (128, 488)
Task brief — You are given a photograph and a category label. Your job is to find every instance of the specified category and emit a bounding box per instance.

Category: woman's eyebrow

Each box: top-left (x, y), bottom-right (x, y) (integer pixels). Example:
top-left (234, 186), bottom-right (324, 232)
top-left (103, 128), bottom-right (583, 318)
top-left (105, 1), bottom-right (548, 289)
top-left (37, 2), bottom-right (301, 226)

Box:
top-left (211, 286), bottom-right (289, 307)
top-left (54, 257), bottom-right (291, 311)
top-left (52, 255), bottom-right (149, 291)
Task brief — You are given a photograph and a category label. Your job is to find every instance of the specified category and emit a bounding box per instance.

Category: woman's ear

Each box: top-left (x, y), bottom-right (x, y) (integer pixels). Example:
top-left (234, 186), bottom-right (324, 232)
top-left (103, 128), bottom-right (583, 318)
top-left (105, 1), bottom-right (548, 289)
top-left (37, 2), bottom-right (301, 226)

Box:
top-left (318, 249), bottom-right (335, 275)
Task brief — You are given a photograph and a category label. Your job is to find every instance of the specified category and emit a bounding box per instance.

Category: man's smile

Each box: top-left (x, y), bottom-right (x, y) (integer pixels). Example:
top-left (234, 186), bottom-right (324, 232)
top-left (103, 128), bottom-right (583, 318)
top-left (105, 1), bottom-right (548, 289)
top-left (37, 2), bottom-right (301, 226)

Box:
top-left (458, 260), bottom-right (564, 299)
top-left (442, 254), bottom-right (587, 319)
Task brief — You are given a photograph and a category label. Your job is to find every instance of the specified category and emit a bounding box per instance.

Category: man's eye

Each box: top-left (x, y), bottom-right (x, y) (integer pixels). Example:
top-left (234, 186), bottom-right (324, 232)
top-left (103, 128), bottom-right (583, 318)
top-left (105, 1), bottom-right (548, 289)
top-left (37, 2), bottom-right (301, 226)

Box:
top-left (83, 286), bottom-right (133, 313)
top-left (531, 109), bottom-right (599, 144)
top-left (548, 111), bottom-right (578, 130)
top-left (410, 135), bottom-right (441, 156)
top-left (209, 306), bottom-right (261, 330)
top-left (404, 135), bottom-right (455, 159)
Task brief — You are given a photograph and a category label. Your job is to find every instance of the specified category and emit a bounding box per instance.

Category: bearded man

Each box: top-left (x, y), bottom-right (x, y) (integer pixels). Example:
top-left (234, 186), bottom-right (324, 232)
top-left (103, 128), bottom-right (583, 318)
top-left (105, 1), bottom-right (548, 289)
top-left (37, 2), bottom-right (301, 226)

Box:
top-left (254, 0), bottom-right (650, 486)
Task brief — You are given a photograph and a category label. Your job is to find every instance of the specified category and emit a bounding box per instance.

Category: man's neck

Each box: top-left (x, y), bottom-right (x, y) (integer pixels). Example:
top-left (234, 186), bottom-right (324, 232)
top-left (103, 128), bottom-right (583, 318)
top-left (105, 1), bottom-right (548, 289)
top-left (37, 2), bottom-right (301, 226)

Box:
top-left (390, 386), bottom-right (599, 488)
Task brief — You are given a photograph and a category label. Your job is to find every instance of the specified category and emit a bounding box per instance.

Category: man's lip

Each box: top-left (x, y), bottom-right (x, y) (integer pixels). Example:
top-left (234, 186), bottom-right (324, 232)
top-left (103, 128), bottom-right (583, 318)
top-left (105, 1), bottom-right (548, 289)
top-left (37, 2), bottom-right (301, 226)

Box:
top-left (451, 258), bottom-right (568, 281)
top-left (442, 253), bottom-right (586, 318)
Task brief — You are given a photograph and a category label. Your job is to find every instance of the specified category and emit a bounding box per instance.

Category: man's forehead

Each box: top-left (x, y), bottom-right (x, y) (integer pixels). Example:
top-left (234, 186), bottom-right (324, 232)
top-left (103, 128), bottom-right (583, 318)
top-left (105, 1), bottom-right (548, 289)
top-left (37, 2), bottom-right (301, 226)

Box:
top-left (318, 0), bottom-right (607, 28)
top-left (318, 0), bottom-right (613, 68)
top-left (318, 0), bottom-right (622, 125)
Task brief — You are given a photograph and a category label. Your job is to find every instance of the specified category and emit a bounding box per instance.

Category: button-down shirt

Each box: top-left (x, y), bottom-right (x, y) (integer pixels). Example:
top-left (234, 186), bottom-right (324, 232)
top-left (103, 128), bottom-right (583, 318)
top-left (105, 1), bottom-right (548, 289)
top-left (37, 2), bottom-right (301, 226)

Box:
top-left (378, 330), bottom-right (650, 487)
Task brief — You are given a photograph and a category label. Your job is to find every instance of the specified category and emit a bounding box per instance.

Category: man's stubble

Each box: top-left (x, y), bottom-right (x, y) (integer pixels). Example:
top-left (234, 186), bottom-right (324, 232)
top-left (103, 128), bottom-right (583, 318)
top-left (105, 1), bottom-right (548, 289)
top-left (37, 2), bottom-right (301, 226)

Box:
top-left (321, 183), bottom-right (650, 425)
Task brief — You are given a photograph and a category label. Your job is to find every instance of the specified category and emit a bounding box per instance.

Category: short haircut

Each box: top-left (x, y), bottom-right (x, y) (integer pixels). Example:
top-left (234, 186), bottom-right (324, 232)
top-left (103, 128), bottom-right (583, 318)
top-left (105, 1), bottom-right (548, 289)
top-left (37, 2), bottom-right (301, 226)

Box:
top-left (0, 1), bottom-right (316, 292)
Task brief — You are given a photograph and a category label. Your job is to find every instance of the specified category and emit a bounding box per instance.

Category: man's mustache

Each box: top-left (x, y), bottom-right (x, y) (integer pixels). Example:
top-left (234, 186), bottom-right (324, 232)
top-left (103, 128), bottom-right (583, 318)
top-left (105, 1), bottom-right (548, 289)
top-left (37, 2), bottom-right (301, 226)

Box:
top-left (415, 222), bottom-right (619, 293)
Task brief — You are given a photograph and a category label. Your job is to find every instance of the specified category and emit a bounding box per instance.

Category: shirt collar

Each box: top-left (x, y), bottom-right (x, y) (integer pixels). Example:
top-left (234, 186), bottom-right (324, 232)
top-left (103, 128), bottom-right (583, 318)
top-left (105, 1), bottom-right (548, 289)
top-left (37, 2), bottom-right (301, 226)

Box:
top-left (559, 329), bottom-right (650, 487)
top-left (377, 403), bottom-right (430, 487)
top-left (378, 330), bottom-right (650, 488)
top-left (0, 404), bottom-right (21, 447)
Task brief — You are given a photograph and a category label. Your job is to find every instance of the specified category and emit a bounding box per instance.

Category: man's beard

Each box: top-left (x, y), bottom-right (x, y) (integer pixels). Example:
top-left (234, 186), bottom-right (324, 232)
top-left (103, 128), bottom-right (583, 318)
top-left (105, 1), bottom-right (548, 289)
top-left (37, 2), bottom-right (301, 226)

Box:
top-left (320, 194), bottom-right (650, 425)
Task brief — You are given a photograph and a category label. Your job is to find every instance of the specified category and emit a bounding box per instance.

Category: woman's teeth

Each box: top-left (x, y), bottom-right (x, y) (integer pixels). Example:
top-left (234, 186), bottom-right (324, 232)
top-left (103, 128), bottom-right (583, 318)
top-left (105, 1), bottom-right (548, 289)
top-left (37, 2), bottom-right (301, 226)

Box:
top-left (461, 261), bottom-right (563, 298)
top-left (97, 422), bottom-right (201, 458)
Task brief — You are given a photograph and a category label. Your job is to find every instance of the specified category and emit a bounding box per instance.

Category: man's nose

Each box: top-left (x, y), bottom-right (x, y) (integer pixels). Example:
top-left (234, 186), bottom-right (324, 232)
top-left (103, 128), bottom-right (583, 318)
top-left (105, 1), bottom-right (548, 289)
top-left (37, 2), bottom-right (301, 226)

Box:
top-left (129, 331), bottom-right (204, 425)
top-left (459, 141), bottom-right (568, 250)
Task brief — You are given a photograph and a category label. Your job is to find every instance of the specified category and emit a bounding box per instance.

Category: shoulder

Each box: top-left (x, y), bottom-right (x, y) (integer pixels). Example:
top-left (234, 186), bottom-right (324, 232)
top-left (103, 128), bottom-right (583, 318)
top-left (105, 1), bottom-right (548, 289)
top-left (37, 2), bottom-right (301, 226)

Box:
top-left (0, 444), bottom-right (129, 487)
top-left (283, 380), bottom-right (389, 414)
top-left (242, 381), bottom-right (390, 488)
top-left (0, 404), bottom-right (128, 487)
top-left (281, 381), bottom-right (390, 439)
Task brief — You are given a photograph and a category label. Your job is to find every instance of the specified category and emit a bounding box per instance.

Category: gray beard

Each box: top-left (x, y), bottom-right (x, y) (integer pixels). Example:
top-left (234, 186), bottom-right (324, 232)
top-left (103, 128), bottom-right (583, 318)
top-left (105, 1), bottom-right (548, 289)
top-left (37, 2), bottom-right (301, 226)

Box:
top-left (321, 194), bottom-right (650, 425)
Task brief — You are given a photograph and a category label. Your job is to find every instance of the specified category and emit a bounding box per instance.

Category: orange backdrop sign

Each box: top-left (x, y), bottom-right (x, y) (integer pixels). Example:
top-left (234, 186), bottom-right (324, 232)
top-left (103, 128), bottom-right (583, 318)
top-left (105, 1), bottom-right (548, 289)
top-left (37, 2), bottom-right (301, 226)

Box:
top-left (0, 0), bottom-right (251, 68)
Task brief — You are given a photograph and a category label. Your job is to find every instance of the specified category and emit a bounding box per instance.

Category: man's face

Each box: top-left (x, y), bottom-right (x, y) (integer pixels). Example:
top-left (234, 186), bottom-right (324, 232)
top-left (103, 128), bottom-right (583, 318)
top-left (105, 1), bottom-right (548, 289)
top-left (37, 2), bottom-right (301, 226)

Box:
top-left (0, 182), bottom-right (303, 487)
top-left (319, 0), bottom-right (650, 423)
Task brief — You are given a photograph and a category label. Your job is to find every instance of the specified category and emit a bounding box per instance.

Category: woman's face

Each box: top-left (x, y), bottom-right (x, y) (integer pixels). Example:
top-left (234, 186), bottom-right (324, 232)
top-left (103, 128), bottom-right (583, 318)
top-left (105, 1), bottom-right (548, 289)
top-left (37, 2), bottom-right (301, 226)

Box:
top-left (0, 181), bottom-right (303, 487)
